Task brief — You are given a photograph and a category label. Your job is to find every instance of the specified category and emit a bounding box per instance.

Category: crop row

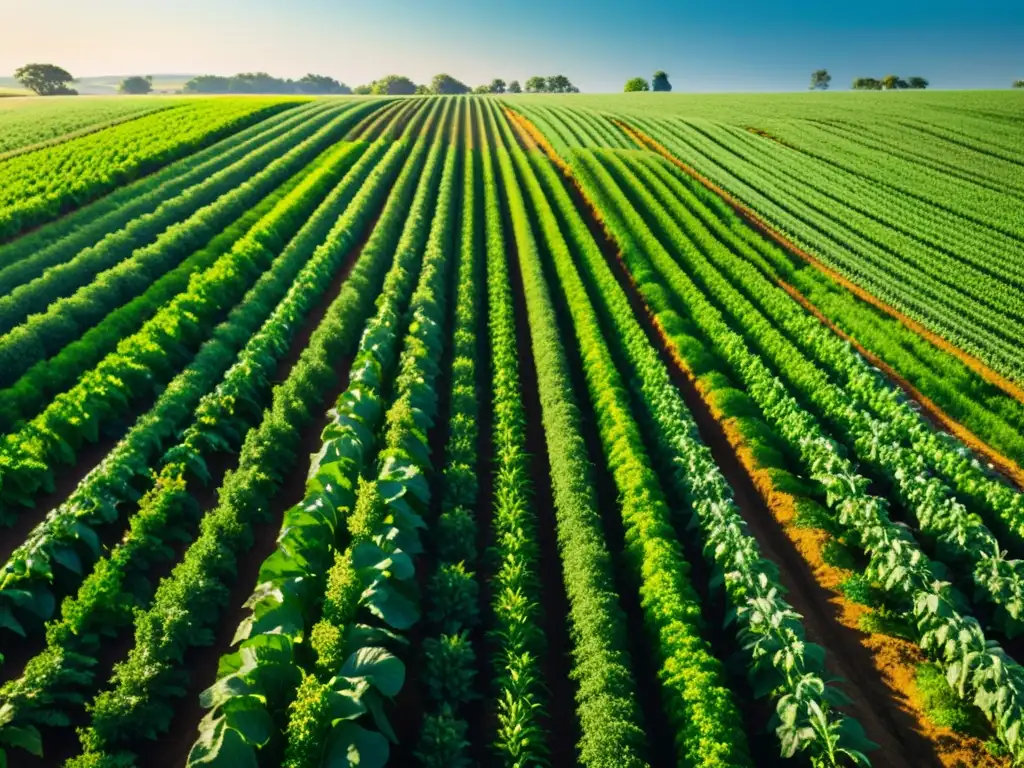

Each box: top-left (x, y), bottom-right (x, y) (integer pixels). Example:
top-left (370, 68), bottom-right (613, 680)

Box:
top-left (0, 104), bottom-right (381, 519)
top-left (182, 98), bottom-right (453, 766)
top-left (574, 144), bottom-right (1024, 761)
top-left (0, 129), bottom-right (409, 764)
top-left (0, 98), bottom-right (300, 241)
top-left (0, 101), bottom-right (335, 299)
top-left (0, 100), bottom-right (376, 390)
top-left (56, 102), bottom-right (446, 768)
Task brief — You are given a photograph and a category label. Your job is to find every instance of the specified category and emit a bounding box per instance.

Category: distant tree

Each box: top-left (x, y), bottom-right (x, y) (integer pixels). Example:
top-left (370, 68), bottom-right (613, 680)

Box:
top-left (652, 70), bottom-right (672, 91)
top-left (119, 75), bottom-right (152, 95)
top-left (852, 77), bottom-right (882, 90)
top-left (810, 69), bottom-right (831, 90)
top-left (525, 76), bottom-right (547, 93)
top-left (473, 84), bottom-right (491, 94)
top-left (489, 78), bottom-right (507, 94)
top-left (430, 73), bottom-right (471, 95)
top-left (372, 75), bottom-right (418, 95)
top-left (880, 74), bottom-right (899, 90)
top-left (507, 80), bottom-right (522, 94)
top-left (353, 83), bottom-right (373, 95)
top-left (894, 78), bottom-right (910, 89)
top-left (298, 73), bottom-right (351, 94)
top-left (624, 77), bottom-right (650, 92)
top-left (184, 75), bottom-right (230, 93)
top-left (546, 75), bottom-right (577, 93)
top-left (907, 76), bottom-right (929, 89)
top-left (1015, 80), bottom-right (1024, 88)
top-left (415, 84), bottom-right (431, 95)
top-left (14, 63), bottom-right (77, 95)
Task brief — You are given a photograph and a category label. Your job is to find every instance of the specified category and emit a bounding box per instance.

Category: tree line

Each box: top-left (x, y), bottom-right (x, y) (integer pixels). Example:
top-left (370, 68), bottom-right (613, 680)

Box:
top-left (11, 62), bottom-right (1024, 96)
top-left (810, 69), bottom-right (928, 90)
top-left (350, 73), bottom-right (579, 95)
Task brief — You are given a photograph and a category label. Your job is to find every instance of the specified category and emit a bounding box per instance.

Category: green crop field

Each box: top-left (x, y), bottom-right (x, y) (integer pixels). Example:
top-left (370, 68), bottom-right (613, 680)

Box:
top-left (0, 92), bottom-right (1023, 768)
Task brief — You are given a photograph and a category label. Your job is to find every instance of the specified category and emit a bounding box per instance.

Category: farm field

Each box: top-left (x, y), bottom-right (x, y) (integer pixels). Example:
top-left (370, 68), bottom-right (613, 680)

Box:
top-left (0, 91), bottom-right (1022, 768)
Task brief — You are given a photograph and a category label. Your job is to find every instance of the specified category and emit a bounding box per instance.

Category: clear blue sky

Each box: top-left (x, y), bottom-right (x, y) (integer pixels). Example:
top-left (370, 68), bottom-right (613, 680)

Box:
top-left (2, 0), bottom-right (1022, 91)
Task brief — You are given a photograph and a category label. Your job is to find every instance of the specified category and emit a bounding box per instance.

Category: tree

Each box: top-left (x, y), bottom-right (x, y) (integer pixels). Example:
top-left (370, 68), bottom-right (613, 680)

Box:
top-left (545, 75), bottom-right (576, 93)
top-left (810, 69), bottom-right (831, 90)
top-left (1015, 80), bottom-right (1024, 88)
top-left (372, 75), bottom-right (418, 95)
top-left (473, 84), bottom-right (491, 94)
top-left (489, 78), bottom-right (506, 94)
top-left (415, 84), bottom-right (431, 95)
top-left (119, 76), bottom-right (152, 95)
top-left (525, 76), bottom-right (547, 93)
top-left (881, 74), bottom-right (899, 90)
top-left (907, 76), bottom-right (929, 89)
top-left (894, 78), bottom-right (909, 89)
top-left (298, 74), bottom-right (351, 94)
top-left (507, 80), bottom-right (522, 94)
top-left (430, 73), bottom-right (470, 95)
top-left (652, 70), bottom-right (672, 91)
top-left (624, 77), bottom-right (649, 92)
top-left (852, 77), bottom-right (882, 90)
top-left (353, 83), bottom-right (373, 95)
top-left (14, 63), bottom-right (77, 95)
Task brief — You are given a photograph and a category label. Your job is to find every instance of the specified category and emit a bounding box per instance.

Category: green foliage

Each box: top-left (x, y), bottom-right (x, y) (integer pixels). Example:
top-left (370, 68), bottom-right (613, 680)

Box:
top-left (14, 63), bottom-right (77, 95)
top-left (415, 707), bottom-right (471, 768)
top-left (371, 75), bottom-right (418, 95)
top-left (422, 632), bottom-right (477, 705)
top-left (624, 77), bottom-right (649, 92)
top-left (810, 69), bottom-right (831, 90)
top-left (507, 79), bottom-right (522, 93)
top-left (915, 663), bottom-right (988, 736)
top-left (652, 70), bottom-right (672, 91)
top-left (430, 73), bottom-right (470, 95)
top-left (118, 76), bottom-right (152, 95)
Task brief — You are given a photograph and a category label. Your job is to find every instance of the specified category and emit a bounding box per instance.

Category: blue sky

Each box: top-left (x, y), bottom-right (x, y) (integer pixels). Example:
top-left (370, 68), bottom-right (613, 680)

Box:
top-left (2, 0), bottom-right (1022, 91)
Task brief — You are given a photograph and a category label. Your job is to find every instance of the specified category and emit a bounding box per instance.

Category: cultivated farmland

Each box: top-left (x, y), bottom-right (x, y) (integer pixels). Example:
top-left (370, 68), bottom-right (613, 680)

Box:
top-left (0, 91), bottom-right (1023, 768)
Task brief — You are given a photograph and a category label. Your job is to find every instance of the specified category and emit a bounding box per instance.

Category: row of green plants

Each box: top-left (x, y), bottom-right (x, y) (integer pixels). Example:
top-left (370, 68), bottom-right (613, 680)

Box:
top-left (488, 104), bottom-right (650, 768)
top-left (0, 100), bottom-right (376, 389)
top-left (181, 99), bottom-right (453, 767)
top-left (497, 108), bottom-right (755, 767)
top-left (631, 150), bottom-right (1024, 500)
top-left (705, 119), bottom-right (1024, 289)
top-left (60, 104), bottom-right (448, 767)
top-left (0, 101), bottom-right (329, 294)
top-left (414, 99), bottom-right (483, 767)
top-left (574, 146), bottom-right (1024, 762)
top-left (632, 115), bottom-right (1024, 380)
top-left (625, 151), bottom-right (1024, 632)
top-left (473, 103), bottom-right (550, 766)
top-left (541, 142), bottom-right (876, 765)
top-left (0, 163), bottom-right (311, 434)
top-left (0, 102), bottom-right (337, 308)
top-left (607, 149), bottom-right (1024, 642)
top-left (0, 139), bottom-right (391, 640)
top-left (0, 101), bottom-right (356, 338)
top-left (690, 119), bottom-right (1024, 322)
top-left (0, 98), bottom-right (300, 242)
top-left (0, 134), bottom-right (410, 765)
top-left (0, 113), bottom-right (377, 518)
